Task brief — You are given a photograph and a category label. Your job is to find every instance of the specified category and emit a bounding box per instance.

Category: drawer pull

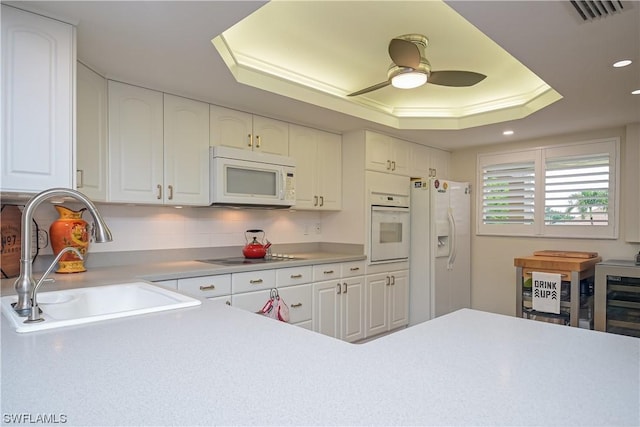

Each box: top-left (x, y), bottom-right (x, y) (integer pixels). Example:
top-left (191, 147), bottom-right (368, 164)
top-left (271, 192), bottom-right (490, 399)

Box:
top-left (349, 267), bottom-right (360, 271)
top-left (199, 285), bottom-right (216, 291)
top-left (291, 303), bottom-right (302, 308)
top-left (249, 279), bottom-right (263, 284)
top-left (290, 274), bottom-right (303, 279)
top-left (324, 270), bottom-right (335, 275)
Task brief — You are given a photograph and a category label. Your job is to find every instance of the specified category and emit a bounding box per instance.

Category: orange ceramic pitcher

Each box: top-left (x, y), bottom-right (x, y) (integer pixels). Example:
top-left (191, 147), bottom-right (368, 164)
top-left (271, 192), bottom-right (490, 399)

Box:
top-left (49, 205), bottom-right (89, 273)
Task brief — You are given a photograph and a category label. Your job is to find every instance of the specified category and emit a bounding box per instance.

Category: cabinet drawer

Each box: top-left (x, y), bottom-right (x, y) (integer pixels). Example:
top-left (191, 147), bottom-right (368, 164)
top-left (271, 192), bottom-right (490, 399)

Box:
top-left (231, 290), bottom-right (271, 313)
top-left (278, 284), bottom-right (312, 323)
top-left (207, 295), bottom-right (232, 306)
top-left (313, 263), bottom-right (341, 281)
top-left (152, 279), bottom-right (178, 290)
top-left (341, 261), bottom-right (365, 278)
top-left (178, 275), bottom-right (231, 298)
top-left (295, 319), bottom-right (312, 330)
top-left (276, 266), bottom-right (313, 287)
top-left (232, 269), bottom-right (276, 294)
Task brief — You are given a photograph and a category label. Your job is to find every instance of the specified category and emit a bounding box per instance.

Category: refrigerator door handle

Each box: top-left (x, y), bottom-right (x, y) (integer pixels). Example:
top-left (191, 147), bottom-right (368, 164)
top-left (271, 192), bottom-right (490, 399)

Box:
top-left (447, 208), bottom-right (457, 270)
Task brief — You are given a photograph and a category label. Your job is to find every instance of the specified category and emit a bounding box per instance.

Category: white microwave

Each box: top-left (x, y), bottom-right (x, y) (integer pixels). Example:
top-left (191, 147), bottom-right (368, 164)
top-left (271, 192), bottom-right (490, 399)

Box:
top-left (210, 146), bottom-right (296, 208)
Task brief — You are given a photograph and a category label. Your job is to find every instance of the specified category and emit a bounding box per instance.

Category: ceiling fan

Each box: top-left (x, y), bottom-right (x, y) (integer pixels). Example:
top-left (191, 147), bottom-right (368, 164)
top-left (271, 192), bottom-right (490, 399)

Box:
top-left (347, 34), bottom-right (486, 97)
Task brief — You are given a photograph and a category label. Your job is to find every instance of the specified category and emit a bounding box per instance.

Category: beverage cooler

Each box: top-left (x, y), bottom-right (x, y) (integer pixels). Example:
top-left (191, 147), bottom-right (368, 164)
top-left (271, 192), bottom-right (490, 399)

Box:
top-left (595, 260), bottom-right (640, 338)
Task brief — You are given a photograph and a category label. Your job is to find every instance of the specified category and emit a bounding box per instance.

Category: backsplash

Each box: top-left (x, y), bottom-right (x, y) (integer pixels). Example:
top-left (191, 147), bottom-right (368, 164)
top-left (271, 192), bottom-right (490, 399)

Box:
top-left (31, 202), bottom-right (323, 255)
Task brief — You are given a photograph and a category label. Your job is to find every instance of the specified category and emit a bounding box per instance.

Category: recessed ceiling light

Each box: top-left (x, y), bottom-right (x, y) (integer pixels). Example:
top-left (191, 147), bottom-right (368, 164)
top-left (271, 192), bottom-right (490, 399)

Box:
top-left (613, 59), bottom-right (632, 68)
top-left (503, 130), bottom-right (514, 136)
top-left (632, 89), bottom-right (640, 95)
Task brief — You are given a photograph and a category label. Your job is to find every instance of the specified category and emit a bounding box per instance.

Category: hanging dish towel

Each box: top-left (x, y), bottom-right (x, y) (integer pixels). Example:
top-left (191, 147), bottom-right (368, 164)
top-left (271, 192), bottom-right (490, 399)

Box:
top-left (259, 289), bottom-right (290, 322)
top-left (532, 271), bottom-right (561, 314)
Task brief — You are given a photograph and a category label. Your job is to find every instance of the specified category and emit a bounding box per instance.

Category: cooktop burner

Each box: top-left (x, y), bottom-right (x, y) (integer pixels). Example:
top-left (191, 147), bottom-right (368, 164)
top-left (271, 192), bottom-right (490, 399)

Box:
top-left (197, 255), bottom-right (302, 266)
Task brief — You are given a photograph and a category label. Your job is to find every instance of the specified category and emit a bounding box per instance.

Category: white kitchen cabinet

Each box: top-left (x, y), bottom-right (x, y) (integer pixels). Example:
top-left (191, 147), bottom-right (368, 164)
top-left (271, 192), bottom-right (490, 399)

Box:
top-left (231, 284), bottom-right (312, 327)
top-left (1, 5), bottom-right (75, 193)
top-left (177, 274), bottom-right (231, 299)
top-left (429, 147), bottom-right (450, 179)
top-left (365, 269), bottom-right (409, 338)
top-left (209, 105), bottom-right (289, 156)
top-left (108, 82), bottom-right (209, 205)
top-left (276, 265), bottom-right (313, 288)
top-left (289, 124), bottom-right (342, 210)
top-left (365, 131), bottom-right (410, 176)
top-left (108, 81), bottom-right (164, 203)
top-left (151, 279), bottom-right (178, 290)
top-left (231, 269), bottom-right (277, 294)
top-left (163, 93), bottom-right (210, 205)
top-left (76, 62), bottom-right (108, 201)
top-left (312, 265), bottom-right (365, 342)
top-left (409, 144), bottom-right (450, 180)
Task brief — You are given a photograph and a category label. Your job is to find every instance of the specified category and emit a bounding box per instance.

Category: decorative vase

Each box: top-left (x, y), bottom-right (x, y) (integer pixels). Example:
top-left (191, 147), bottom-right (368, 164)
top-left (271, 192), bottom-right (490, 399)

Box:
top-left (49, 205), bottom-right (89, 273)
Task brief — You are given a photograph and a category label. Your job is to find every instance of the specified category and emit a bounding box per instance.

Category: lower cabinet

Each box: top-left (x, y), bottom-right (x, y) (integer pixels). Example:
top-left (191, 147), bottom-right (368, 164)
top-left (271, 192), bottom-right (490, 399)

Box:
top-left (365, 270), bottom-right (409, 337)
top-left (231, 284), bottom-right (312, 328)
top-left (312, 275), bottom-right (365, 342)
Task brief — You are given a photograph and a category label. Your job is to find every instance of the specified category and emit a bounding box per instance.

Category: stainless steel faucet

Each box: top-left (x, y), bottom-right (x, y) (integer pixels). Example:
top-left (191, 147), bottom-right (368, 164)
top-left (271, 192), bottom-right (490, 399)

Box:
top-left (13, 188), bottom-right (113, 316)
top-left (24, 246), bottom-right (83, 323)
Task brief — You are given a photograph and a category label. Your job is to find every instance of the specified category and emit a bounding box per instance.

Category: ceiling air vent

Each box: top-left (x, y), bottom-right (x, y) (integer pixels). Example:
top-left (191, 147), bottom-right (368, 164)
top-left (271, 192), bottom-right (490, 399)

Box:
top-left (570, 1), bottom-right (625, 21)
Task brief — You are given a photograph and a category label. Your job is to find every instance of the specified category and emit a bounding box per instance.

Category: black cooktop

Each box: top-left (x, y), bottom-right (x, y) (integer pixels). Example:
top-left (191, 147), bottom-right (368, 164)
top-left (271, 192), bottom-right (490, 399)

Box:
top-left (197, 256), bottom-right (301, 266)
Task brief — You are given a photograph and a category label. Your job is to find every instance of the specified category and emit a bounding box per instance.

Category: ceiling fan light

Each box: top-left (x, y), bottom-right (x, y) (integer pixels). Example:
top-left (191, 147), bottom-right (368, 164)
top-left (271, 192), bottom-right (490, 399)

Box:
top-left (391, 71), bottom-right (427, 89)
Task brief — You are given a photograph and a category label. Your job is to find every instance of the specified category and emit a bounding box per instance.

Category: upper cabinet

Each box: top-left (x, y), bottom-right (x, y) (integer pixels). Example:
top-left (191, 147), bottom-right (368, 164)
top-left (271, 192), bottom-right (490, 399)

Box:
top-left (410, 143), bottom-right (450, 179)
top-left (76, 62), bottom-right (108, 201)
top-left (1, 5), bottom-right (75, 194)
top-left (289, 124), bottom-right (342, 210)
top-left (365, 131), bottom-right (410, 176)
top-left (107, 81), bottom-right (209, 205)
top-left (209, 105), bottom-right (289, 156)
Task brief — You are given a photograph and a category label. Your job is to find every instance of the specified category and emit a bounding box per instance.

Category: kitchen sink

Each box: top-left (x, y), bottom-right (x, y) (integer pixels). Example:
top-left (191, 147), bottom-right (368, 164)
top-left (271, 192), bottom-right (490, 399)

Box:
top-left (1, 282), bottom-right (201, 333)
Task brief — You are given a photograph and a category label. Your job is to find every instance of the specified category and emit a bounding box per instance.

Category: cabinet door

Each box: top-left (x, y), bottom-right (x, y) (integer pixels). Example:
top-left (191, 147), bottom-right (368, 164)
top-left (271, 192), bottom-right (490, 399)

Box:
top-left (209, 105), bottom-right (253, 150)
top-left (388, 270), bottom-right (409, 330)
top-left (76, 62), bottom-right (107, 201)
top-left (312, 280), bottom-right (341, 338)
top-left (1, 6), bottom-right (74, 193)
top-left (278, 284), bottom-right (312, 324)
top-left (231, 289), bottom-right (271, 313)
top-left (365, 273), bottom-right (390, 337)
top-left (108, 81), bottom-right (164, 203)
top-left (390, 138), bottom-right (411, 176)
top-left (253, 115), bottom-right (289, 155)
top-left (288, 124), bottom-right (318, 209)
top-left (430, 148), bottom-right (450, 179)
top-left (365, 131), bottom-right (393, 173)
top-left (341, 276), bottom-right (365, 342)
top-left (163, 94), bottom-right (210, 205)
top-left (316, 131), bottom-right (342, 210)
top-left (410, 143), bottom-right (432, 179)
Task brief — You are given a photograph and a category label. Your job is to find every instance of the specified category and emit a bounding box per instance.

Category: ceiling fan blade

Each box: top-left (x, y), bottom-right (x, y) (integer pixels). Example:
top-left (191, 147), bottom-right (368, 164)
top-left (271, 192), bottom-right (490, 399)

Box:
top-left (388, 38), bottom-right (421, 69)
top-left (428, 71), bottom-right (486, 87)
top-left (347, 80), bottom-right (391, 97)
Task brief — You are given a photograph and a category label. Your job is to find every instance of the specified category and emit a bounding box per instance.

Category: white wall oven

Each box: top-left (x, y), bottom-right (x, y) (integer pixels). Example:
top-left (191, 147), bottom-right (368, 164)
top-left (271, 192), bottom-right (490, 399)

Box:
top-left (210, 146), bottom-right (296, 208)
top-left (369, 191), bottom-right (410, 263)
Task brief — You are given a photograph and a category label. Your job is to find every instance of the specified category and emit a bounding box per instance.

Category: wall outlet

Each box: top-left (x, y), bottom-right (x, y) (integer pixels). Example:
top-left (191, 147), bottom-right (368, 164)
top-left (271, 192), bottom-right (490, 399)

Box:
top-left (314, 223), bottom-right (321, 234)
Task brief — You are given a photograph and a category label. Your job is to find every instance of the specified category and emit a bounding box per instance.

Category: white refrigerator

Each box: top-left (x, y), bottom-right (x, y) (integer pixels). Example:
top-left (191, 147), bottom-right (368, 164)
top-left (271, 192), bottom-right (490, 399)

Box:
top-left (409, 178), bottom-right (471, 326)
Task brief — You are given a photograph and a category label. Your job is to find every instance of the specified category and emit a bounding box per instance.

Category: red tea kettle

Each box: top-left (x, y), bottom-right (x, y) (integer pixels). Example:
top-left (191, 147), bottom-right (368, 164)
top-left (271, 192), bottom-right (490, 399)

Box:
top-left (243, 229), bottom-right (268, 259)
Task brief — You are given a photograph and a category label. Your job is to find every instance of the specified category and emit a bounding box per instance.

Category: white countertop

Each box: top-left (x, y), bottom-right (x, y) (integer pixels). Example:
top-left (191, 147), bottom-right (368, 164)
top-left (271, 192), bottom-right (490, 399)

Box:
top-left (2, 304), bottom-right (638, 426)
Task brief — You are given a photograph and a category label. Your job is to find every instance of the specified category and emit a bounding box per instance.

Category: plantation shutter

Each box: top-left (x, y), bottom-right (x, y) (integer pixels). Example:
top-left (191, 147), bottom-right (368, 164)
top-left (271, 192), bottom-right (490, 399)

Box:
top-left (481, 161), bottom-right (536, 225)
top-left (544, 153), bottom-right (611, 226)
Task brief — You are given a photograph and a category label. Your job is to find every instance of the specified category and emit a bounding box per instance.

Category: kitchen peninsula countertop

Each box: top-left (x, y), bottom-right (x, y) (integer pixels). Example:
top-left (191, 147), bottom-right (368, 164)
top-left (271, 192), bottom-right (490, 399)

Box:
top-left (2, 305), bottom-right (638, 426)
top-left (0, 251), bottom-right (367, 295)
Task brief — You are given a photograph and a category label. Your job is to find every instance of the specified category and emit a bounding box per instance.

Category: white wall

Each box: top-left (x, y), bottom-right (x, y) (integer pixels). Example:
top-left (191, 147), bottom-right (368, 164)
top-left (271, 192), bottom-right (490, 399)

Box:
top-left (451, 125), bottom-right (640, 316)
top-left (32, 204), bottom-right (322, 255)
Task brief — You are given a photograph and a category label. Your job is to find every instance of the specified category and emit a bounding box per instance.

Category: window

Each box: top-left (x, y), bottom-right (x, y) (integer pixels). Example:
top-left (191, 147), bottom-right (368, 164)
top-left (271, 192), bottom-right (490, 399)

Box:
top-left (477, 138), bottom-right (619, 238)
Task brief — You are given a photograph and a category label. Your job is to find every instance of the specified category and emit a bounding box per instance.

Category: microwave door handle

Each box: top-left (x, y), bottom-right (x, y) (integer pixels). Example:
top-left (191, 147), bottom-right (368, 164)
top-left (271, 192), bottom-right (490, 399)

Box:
top-left (280, 170), bottom-right (285, 200)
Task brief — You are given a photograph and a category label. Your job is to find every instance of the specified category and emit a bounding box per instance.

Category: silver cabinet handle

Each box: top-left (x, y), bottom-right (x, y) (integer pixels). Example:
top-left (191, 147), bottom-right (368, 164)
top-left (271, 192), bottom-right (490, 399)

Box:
top-left (199, 285), bottom-right (215, 291)
top-left (343, 282), bottom-right (348, 294)
top-left (168, 184), bottom-right (174, 200)
top-left (76, 169), bottom-right (83, 188)
top-left (337, 283), bottom-right (342, 294)
top-left (225, 300), bottom-right (231, 306)
top-left (391, 161), bottom-right (396, 171)
top-left (390, 275), bottom-right (396, 285)
top-left (386, 276), bottom-right (391, 286)
top-left (324, 270), bottom-right (334, 275)
top-left (314, 195), bottom-right (318, 206)
top-left (249, 279), bottom-right (263, 284)
top-left (256, 135), bottom-right (261, 148)
top-left (247, 133), bottom-right (253, 147)
top-left (386, 160), bottom-right (391, 170)
top-left (157, 184), bottom-right (162, 199)
top-left (290, 274), bottom-right (303, 279)
top-left (319, 196), bottom-right (324, 207)
top-left (291, 303), bottom-right (302, 308)
top-left (350, 267), bottom-right (360, 271)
